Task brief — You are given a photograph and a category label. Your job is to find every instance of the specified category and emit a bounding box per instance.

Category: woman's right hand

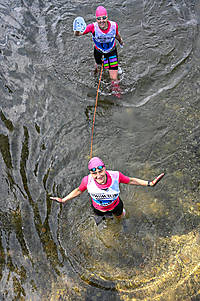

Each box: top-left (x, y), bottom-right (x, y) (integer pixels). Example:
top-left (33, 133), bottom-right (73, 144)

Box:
top-left (50, 197), bottom-right (64, 203)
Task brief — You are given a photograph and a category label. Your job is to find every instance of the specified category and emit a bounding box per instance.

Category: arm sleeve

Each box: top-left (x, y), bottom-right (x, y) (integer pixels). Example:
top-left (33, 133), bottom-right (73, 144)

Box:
top-left (83, 23), bottom-right (95, 35)
top-left (78, 176), bottom-right (89, 192)
top-left (118, 171), bottom-right (130, 184)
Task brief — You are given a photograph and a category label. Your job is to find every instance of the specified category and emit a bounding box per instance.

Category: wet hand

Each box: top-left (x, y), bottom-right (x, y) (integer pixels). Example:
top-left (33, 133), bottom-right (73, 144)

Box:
top-left (50, 197), bottom-right (64, 203)
top-left (74, 30), bottom-right (81, 36)
top-left (150, 173), bottom-right (165, 187)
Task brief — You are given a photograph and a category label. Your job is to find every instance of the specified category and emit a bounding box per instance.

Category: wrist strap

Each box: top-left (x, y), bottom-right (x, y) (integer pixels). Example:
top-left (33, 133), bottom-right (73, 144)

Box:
top-left (147, 181), bottom-right (151, 187)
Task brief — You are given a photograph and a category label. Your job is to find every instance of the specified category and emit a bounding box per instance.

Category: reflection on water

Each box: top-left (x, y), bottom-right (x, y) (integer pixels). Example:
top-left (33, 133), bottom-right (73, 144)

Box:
top-left (0, 0), bottom-right (200, 300)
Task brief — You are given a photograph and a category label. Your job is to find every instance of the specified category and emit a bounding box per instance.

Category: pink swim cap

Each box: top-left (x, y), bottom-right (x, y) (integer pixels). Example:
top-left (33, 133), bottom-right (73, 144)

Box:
top-left (88, 157), bottom-right (105, 170)
top-left (95, 6), bottom-right (107, 17)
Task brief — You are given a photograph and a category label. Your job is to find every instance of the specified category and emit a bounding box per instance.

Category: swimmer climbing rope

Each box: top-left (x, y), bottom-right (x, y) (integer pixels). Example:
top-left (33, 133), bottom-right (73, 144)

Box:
top-left (90, 61), bottom-right (104, 159)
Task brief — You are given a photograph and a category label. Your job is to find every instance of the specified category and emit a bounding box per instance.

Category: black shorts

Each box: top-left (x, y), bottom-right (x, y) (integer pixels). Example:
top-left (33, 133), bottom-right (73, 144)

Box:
top-left (92, 197), bottom-right (124, 217)
top-left (94, 47), bottom-right (119, 70)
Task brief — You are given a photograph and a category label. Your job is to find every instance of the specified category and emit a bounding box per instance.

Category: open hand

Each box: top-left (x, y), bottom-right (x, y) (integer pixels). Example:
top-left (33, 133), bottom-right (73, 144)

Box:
top-left (150, 173), bottom-right (165, 186)
top-left (50, 197), bottom-right (64, 203)
top-left (74, 30), bottom-right (82, 36)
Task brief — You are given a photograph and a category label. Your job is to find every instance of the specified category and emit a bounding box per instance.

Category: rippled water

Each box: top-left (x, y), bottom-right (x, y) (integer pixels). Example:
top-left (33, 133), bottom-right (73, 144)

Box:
top-left (0, 0), bottom-right (200, 300)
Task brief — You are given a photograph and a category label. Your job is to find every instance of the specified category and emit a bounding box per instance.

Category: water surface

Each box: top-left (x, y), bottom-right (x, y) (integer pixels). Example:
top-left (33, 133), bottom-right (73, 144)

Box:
top-left (0, 0), bottom-right (200, 300)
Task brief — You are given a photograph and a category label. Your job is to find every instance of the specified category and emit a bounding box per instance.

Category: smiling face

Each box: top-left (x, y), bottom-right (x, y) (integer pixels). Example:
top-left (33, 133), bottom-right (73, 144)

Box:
top-left (90, 166), bottom-right (107, 184)
top-left (96, 15), bottom-right (108, 30)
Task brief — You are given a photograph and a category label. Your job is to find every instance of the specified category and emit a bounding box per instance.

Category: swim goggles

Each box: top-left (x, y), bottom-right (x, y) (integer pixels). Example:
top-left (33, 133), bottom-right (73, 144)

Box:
top-left (96, 16), bottom-right (107, 21)
top-left (90, 165), bottom-right (105, 173)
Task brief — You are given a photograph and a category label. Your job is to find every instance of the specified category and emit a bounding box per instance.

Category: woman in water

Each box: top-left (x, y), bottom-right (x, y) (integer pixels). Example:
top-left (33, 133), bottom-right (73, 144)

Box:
top-left (50, 157), bottom-right (164, 221)
top-left (74, 6), bottom-right (124, 96)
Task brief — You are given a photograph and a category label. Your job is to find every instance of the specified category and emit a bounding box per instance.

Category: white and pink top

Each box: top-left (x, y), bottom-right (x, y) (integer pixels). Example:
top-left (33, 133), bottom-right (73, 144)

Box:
top-left (83, 21), bottom-right (119, 53)
top-left (79, 171), bottom-right (130, 211)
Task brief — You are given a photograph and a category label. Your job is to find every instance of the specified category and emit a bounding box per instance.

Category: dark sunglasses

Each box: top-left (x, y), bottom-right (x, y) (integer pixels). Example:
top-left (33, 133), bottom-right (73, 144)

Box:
top-left (90, 165), bottom-right (104, 173)
top-left (96, 16), bottom-right (107, 21)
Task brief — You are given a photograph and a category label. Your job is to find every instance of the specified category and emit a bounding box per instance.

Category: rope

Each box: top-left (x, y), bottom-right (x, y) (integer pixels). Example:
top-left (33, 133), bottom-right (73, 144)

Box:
top-left (90, 61), bottom-right (104, 159)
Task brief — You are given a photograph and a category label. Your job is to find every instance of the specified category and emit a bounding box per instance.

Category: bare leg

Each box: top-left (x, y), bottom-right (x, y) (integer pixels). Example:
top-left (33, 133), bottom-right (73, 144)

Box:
top-left (109, 69), bottom-right (118, 81)
top-left (94, 63), bottom-right (98, 75)
top-left (109, 69), bottom-right (121, 98)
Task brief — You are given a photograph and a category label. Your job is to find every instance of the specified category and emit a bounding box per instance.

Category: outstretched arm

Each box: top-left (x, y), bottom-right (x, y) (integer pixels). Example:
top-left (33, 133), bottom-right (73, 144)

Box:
top-left (50, 187), bottom-right (83, 203)
top-left (128, 173), bottom-right (165, 187)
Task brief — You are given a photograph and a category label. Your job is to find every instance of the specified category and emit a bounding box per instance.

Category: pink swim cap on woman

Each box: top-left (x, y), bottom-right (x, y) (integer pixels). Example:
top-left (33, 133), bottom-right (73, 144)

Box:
top-left (95, 6), bottom-right (107, 17)
top-left (88, 157), bottom-right (105, 170)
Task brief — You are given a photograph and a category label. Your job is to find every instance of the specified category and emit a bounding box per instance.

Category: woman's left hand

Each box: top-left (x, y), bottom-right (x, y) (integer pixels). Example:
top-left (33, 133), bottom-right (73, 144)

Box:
top-left (150, 173), bottom-right (165, 186)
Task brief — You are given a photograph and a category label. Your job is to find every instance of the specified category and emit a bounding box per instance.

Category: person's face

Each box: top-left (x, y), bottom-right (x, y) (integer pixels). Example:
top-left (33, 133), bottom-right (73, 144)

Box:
top-left (89, 165), bottom-right (106, 184)
top-left (96, 15), bottom-right (108, 29)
